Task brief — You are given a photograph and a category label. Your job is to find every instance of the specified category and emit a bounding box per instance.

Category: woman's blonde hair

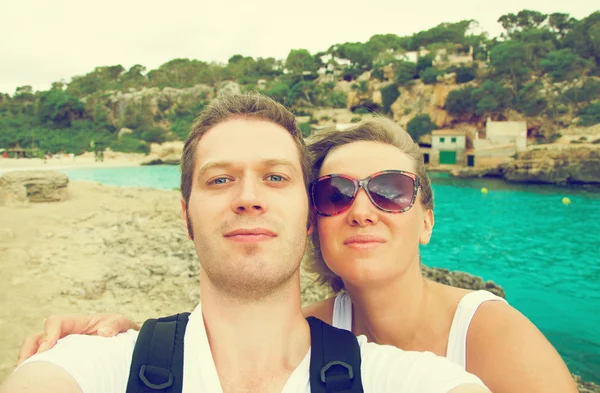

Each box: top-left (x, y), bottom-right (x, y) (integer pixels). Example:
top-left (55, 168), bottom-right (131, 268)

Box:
top-left (306, 117), bottom-right (434, 293)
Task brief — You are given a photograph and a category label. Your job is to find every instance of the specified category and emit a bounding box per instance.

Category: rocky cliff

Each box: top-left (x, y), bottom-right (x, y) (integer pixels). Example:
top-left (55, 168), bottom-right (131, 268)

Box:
top-left (499, 146), bottom-right (600, 185)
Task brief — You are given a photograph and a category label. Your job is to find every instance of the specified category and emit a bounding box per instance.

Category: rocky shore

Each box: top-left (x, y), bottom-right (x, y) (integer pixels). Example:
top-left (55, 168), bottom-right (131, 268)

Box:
top-left (0, 174), bottom-right (597, 391)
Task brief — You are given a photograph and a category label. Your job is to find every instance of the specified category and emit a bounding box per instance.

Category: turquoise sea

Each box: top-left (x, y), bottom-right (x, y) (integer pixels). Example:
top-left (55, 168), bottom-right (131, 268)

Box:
top-left (62, 166), bottom-right (600, 383)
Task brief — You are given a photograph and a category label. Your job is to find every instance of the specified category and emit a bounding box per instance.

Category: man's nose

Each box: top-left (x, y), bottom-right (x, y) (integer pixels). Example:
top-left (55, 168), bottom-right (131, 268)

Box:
top-left (232, 177), bottom-right (267, 215)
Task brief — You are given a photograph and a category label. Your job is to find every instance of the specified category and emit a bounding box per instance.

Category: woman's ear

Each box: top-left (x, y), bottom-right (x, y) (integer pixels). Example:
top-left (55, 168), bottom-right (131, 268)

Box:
top-left (307, 209), bottom-right (315, 235)
top-left (419, 209), bottom-right (434, 245)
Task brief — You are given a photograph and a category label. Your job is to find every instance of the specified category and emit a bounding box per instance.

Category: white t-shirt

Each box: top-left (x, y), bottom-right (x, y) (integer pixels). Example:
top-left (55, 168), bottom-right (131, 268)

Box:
top-left (19, 303), bottom-right (485, 393)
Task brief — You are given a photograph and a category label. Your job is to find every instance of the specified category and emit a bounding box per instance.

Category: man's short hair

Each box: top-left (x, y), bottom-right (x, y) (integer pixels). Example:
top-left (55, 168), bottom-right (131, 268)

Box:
top-left (180, 93), bottom-right (311, 207)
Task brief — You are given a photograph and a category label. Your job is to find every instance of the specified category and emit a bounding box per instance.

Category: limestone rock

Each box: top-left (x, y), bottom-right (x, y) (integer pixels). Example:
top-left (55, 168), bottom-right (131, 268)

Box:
top-left (421, 265), bottom-right (506, 298)
top-left (118, 128), bottom-right (133, 139)
top-left (219, 81), bottom-right (241, 96)
top-left (0, 171), bottom-right (69, 206)
top-left (499, 146), bottom-right (600, 185)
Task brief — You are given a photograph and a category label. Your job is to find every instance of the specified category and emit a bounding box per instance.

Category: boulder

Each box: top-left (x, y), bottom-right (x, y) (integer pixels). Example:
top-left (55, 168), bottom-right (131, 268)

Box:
top-left (0, 171), bottom-right (69, 206)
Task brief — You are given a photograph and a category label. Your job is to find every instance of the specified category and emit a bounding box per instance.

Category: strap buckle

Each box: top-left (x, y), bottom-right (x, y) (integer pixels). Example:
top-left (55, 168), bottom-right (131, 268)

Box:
top-left (139, 365), bottom-right (174, 390)
top-left (320, 360), bottom-right (354, 391)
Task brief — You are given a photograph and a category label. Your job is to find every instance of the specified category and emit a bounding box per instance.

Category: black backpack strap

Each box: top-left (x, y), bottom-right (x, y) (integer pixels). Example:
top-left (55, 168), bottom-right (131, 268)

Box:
top-left (126, 312), bottom-right (190, 393)
top-left (307, 316), bottom-right (363, 393)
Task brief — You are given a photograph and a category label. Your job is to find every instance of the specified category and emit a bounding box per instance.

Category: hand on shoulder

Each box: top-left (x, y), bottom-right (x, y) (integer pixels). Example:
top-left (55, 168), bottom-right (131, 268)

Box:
top-left (15, 313), bottom-right (139, 367)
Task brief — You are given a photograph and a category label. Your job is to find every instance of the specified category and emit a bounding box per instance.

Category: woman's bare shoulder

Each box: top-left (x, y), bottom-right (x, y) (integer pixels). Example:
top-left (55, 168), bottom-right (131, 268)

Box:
top-left (302, 296), bottom-right (337, 325)
top-left (466, 301), bottom-right (577, 392)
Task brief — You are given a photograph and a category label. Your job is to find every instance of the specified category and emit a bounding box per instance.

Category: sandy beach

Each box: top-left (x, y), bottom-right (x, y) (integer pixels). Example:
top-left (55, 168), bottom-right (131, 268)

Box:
top-left (0, 152), bottom-right (146, 175)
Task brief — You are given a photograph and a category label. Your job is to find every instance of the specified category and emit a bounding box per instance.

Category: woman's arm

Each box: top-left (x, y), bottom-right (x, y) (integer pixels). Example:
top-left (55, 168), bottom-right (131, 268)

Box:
top-left (15, 313), bottom-right (138, 367)
top-left (467, 301), bottom-right (578, 393)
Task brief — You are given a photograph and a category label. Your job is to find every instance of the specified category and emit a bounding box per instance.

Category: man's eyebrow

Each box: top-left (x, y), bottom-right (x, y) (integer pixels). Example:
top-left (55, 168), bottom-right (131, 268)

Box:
top-left (261, 159), bottom-right (299, 171)
top-left (198, 159), bottom-right (299, 175)
top-left (198, 161), bottom-right (233, 175)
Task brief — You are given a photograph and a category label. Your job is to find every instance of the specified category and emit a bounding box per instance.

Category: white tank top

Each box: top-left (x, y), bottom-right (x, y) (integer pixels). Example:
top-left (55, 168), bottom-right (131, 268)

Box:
top-left (332, 290), bottom-right (507, 369)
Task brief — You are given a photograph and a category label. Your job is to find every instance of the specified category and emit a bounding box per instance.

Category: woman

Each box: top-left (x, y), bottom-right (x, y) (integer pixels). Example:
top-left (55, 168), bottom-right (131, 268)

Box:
top-left (16, 118), bottom-right (578, 393)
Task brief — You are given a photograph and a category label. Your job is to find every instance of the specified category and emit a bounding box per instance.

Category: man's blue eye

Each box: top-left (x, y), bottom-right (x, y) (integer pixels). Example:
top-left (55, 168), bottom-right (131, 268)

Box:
top-left (268, 175), bottom-right (284, 182)
top-left (213, 178), bottom-right (229, 184)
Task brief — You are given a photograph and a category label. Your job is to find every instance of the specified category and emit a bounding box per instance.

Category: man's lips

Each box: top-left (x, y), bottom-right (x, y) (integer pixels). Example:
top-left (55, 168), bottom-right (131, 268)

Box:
top-left (224, 228), bottom-right (276, 243)
top-left (343, 235), bottom-right (386, 249)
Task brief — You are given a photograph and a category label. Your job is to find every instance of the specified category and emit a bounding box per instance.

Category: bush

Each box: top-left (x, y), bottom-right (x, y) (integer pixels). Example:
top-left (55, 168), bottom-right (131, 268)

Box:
top-left (380, 84), bottom-right (400, 114)
top-left (420, 67), bottom-right (442, 85)
top-left (577, 102), bottom-right (600, 126)
top-left (298, 122), bottom-right (312, 138)
top-left (371, 67), bottom-right (385, 80)
top-left (111, 135), bottom-right (150, 154)
top-left (322, 91), bottom-right (347, 108)
top-left (445, 86), bottom-right (476, 116)
top-left (416, 55), bottom-right (434, 75)
top-left (453, 66), bottom-right (477, 84)
top-left (141, 127), bottom-right (166, 144)
top-left (395, 61), bottom-right (417, 86)
top-left (353, 107), bottom-right (370, 114)
top-left (406, 114), bottom-right (437, 141)
top-left (351, 116), bottom-right (362, 123)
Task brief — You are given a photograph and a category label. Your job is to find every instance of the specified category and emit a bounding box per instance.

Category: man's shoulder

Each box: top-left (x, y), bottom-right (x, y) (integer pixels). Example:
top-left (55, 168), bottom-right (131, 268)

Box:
top-left (14, 329), bottom-right (140, 393)
top-left (357, 336), bottom-right (485, 392)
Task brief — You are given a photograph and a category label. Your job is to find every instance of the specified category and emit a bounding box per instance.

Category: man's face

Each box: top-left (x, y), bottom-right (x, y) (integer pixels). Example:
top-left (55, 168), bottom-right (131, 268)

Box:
top-left (183, 117), bottom-right (311, 300)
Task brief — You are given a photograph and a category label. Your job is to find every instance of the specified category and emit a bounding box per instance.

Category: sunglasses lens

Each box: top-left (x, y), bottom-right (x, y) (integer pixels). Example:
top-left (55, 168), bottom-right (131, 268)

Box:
top-left (368, 172), bottom-right (415, 212)
top-left (313, 177), bottom-right (356, 215)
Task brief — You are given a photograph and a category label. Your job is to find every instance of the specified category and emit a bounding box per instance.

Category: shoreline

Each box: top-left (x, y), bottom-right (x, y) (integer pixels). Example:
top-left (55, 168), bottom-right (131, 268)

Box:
top-left (0, 155), bottom-right (144, 175)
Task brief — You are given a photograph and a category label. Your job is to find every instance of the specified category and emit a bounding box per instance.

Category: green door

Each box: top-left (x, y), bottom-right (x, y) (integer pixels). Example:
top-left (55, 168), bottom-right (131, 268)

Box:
top-left (467, 155), bottom-right (475, 167)
top-left (439, 150), bottom-right (457, 164)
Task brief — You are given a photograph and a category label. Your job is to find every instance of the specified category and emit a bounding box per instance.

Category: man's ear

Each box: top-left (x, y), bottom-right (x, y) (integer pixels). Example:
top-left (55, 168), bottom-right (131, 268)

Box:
top-left (181, 198), bottom-right (193, 240)
top-left (419, 209), bottom-right (434, 245)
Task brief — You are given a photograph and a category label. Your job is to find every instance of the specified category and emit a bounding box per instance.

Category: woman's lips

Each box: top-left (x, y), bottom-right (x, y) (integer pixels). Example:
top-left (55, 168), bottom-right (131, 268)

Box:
top-left (343, 235), bottom-right (386, 250)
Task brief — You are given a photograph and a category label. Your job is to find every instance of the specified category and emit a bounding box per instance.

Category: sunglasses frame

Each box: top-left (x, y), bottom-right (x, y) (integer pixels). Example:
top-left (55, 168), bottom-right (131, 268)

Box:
top-left (310, 170), bottom-right (421, 217)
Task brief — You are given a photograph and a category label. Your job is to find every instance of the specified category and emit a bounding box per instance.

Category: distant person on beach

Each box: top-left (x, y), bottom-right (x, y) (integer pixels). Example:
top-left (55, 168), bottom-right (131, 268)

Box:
top-left (2, 94), bottom-right (489, 393)
top-left (16, 111), bottom-right (578, 392)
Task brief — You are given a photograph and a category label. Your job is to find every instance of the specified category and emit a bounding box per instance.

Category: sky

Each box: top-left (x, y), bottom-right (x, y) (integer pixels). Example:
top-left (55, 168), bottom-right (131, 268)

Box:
top-left (0, 0), bottom-right (597, 95)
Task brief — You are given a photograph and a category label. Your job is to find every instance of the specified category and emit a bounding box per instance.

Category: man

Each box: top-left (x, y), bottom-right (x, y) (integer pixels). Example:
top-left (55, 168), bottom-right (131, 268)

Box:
top-left (1, 93), bottom-right (489, 393)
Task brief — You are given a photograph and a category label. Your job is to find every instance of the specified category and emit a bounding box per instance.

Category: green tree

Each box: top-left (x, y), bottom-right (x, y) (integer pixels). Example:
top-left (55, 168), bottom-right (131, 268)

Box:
top-left (285, 49), bottom-right (317, 75)
top-left (420, 67), bottom-right (441, 84)
top-left (37, 89), bottom-right (86, 128)
top-left (540, 49), bottom-right (590, 82)
top-left (516, 81), bottom-right (547, 117)
top-left (380, 85), bottom-right (400, 114)
top-left (416, 55), bottom-right (434, 74)
top-left (445, 86), bottom-right (477, 117)
top-left (395, 61), bottom-right (417, 86)
top-left (490, 40), bottom-right (532, 92)
top-left (406, 114), bottom-right (437, 141)
top-left (563, 12), bottom-right (600, 69)
top-left (577, 102), bottom-right (600, 126)
top-left (330, 42), bottom-right (377, 70)
top-left (472, 80), bottom-right (513, 116)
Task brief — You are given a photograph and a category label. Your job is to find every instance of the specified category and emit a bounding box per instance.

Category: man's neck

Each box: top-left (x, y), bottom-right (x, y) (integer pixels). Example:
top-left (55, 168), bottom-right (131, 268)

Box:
top-left (200, 272), bottom-right (310, 393)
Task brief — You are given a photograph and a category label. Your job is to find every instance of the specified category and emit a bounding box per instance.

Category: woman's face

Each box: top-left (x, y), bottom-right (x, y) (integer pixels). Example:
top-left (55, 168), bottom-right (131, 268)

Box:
top-left (316, 141), bottom-right (434, 289)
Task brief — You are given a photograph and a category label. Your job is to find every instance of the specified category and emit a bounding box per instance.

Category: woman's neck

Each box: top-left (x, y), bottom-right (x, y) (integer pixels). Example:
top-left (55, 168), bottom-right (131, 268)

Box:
top-left (345, 262), bottom-right (442, 351)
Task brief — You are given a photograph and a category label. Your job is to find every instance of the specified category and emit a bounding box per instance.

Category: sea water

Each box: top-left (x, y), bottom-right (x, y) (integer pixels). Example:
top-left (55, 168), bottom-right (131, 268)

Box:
top-left (61, 166), bottom-right (600, 382)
